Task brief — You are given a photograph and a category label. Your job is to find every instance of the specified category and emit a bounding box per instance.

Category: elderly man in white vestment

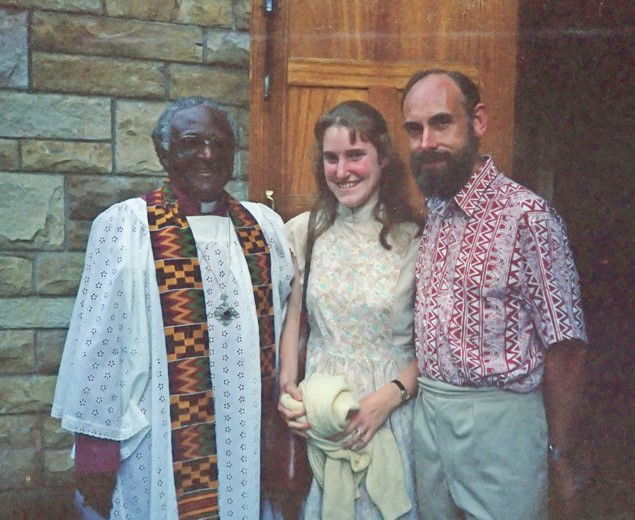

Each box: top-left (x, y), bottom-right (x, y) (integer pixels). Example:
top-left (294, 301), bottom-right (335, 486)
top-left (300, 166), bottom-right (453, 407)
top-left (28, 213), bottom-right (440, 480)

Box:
top-left (52, 97), bottom-right (294, 519)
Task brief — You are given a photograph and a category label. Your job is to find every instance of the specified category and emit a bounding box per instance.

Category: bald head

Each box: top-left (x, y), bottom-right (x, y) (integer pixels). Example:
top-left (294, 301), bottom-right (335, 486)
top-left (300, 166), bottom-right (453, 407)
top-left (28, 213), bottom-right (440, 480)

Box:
top-left (402, 69), bottom-right (481, 119)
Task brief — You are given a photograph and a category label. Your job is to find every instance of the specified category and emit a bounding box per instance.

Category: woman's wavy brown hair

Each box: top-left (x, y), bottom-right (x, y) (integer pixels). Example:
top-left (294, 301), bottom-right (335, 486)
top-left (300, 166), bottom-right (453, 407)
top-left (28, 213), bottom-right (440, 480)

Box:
top-left (310, 100), bottom-right (421, 249)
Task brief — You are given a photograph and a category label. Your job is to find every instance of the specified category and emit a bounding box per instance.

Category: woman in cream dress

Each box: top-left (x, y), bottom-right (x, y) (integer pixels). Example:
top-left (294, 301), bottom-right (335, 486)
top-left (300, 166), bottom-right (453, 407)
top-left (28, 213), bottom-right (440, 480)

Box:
top-left (278, 101), bottom-right (422, 519)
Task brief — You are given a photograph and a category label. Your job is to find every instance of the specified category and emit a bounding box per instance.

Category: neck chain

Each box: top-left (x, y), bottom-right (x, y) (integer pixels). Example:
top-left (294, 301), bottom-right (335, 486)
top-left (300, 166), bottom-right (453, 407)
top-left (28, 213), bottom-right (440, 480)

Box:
top-left (212, 216), bottom-right (240, 326)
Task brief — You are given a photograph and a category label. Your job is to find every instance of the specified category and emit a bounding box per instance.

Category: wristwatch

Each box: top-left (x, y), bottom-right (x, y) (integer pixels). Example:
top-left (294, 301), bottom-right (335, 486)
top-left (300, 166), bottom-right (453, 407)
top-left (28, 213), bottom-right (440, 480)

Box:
top-left (391, 379), bottom-right (411, 404)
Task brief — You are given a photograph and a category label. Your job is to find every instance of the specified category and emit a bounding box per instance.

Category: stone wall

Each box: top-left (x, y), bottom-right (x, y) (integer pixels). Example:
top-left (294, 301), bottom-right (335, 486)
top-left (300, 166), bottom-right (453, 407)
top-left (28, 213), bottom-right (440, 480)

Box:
top-left (0, 1), bottom-right (251, 515)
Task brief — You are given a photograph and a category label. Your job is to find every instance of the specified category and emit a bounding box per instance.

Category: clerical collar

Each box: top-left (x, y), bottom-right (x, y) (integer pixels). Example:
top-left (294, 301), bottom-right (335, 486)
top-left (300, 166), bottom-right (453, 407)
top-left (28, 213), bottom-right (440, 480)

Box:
top-left (170, 185), bottom-right (227, 216)
top-left (199, 200), bottom-right (218, 213)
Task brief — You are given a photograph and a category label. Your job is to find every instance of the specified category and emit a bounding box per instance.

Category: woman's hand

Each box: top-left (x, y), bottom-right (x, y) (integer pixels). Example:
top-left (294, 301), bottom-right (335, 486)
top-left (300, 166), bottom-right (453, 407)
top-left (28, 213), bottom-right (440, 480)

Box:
top-left (340, 383), bottom-right (402, 450)
top-left (278, 382), bottom-right (311, 439)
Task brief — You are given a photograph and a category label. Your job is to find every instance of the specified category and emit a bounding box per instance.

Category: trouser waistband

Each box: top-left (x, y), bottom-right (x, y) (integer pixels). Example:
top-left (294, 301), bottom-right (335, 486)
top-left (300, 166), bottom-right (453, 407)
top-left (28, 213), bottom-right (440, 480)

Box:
top-left (418, 376), bottom-right (541, 399)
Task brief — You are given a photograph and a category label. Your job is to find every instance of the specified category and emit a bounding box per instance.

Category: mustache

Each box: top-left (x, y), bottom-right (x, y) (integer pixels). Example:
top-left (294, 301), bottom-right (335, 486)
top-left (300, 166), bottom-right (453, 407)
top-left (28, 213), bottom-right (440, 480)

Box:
top-left (411, 150), bottom-right (452, 165)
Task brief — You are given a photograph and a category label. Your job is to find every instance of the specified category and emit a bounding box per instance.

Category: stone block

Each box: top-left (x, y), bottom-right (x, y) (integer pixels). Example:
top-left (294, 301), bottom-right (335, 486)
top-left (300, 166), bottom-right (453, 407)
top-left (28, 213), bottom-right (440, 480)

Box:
top-left (67, 219), bottom-right (91, 250)
top-left (0, 8), bottom-right (27, 88)
top-left (22, 139), bottom-right (111, 174)
top-left (42, 415), bottom-right (73, 449)
top-left (104, 0), bottom-right (175, 21)
top-left (169, 64), bottom-right (248, 105)
top-left (115, 100), bottom-right (166, 175)
top-left (0, 413), bottom-right (39, 449)
top-left (233, 0), bottom-right (251, 31)
top-left (0, 447), bottom-right (40, 490)
top-left (228, 106), bottom-right (249, 149)
top-left (0, 488), bottom-right (77, 520)
top-left (32, 12), bottom-right (203, 63)
top-left (205, 30), bottom-right (249, 67)
top-left (0, 298), bottom-right (75, 328)
top-left (0, 487), bottom-right (77, 518)
top-left (44, 449), bottom-right (74, 484)
top-left (234, 149), bottom-right (248, 180)
top-left (0, 329), bottom-right (35, 374)
top-left (0, 0), bottom-right (100, 12)
top-left (105, 0), bottom-right (233, 27)
top-left (0, 138), bottom-right (18, 170)
top-left (174, 0), bottom-right (233, 27)
top-left (68, 175), bottom-right (163, 220)
top-left (36, 252), bottom-right (85, 295)
top-left (0, 375), bottom-right (57, 414)
top-left (32, 52), bottom-right (166, 99)
top-left (0, 173), bottom-right (64, 250)
top-left (0, 255), bottom-right (32, 296)
top-left (0, 92), bottom-right (110, 140)
top-left (36, 329), bottom-right (68, 375)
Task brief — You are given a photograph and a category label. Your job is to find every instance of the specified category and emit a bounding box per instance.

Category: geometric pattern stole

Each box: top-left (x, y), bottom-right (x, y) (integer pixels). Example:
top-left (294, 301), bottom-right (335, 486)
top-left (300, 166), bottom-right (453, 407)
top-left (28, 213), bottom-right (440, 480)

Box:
top-left (146, 184), bottom-right (277, 519)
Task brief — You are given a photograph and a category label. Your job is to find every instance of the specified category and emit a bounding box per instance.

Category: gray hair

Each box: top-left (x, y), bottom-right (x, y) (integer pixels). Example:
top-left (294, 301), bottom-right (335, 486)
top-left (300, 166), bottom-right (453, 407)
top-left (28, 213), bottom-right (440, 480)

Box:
top-left (151, 96), bottom-right (237, 154)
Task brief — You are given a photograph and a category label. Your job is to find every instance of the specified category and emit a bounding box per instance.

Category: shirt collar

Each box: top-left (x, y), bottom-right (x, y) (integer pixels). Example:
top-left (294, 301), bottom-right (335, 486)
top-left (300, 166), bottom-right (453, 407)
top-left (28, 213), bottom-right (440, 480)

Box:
top-left (451, 155), bottom-right (499, 218)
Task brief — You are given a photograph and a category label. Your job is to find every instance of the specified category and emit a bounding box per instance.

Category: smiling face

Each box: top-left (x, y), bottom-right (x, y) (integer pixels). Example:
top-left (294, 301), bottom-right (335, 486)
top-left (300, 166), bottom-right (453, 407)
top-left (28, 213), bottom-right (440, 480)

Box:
top-left (322, 125), bottom-right (383, 209)
top-left (161, 104), bottom-right (235, 202)
top-left (402, 73), bottom-right (486, 199)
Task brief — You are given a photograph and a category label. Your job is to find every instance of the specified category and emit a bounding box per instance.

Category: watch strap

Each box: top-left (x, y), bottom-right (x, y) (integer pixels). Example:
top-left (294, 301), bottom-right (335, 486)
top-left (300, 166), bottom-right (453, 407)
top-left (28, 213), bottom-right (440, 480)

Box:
top-left (391, 379), bottom-right (410, 403)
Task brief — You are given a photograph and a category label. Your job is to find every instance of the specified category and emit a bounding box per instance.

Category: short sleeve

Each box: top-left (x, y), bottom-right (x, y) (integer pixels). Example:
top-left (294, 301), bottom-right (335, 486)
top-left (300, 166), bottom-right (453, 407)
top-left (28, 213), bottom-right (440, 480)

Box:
top-left (284, 211), bottom-right (311, 281)
top-left (51, 199), bottom-right (153, 442)
top-left (516, 208), bottom-right (587, 347)
top-left (247, 202), bottom-right (295, 308)
top-left (390, 231), bottom-right (419, 354)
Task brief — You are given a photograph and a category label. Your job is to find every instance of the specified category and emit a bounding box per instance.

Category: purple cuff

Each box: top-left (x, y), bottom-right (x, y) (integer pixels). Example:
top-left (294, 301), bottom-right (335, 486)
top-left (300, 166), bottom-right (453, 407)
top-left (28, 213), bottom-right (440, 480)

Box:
top-left (74, 434), bottom-right (120, 475)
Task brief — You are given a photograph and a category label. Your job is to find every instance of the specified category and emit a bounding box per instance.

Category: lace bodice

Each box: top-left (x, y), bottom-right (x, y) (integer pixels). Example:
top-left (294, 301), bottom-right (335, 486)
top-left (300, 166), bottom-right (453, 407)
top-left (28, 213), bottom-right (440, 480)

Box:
top-left (286, 200), bottom-right (418, 397)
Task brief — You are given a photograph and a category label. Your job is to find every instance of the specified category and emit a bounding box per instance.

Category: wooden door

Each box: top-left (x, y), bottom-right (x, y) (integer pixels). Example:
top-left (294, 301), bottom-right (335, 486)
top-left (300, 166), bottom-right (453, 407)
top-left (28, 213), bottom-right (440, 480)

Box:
top-left (250, 0), bottom-right (519, 220)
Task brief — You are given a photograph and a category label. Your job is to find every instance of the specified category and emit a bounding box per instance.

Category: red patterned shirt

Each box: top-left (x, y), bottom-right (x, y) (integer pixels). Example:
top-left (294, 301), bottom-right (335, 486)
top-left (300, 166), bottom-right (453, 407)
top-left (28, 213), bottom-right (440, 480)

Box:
top-left (414, 157), bottom-right (587, 392)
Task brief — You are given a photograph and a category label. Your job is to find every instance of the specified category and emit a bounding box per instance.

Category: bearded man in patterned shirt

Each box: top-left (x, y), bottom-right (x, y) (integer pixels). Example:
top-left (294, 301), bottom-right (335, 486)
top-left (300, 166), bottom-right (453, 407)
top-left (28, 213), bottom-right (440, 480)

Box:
top-left (402, 70), bottom-right (588, 520)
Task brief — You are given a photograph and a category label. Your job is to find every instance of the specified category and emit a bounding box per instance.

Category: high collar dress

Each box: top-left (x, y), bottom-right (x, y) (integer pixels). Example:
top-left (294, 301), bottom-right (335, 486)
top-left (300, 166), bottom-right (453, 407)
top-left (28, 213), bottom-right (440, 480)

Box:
top-left (285, 197), bottom-right (420, 519)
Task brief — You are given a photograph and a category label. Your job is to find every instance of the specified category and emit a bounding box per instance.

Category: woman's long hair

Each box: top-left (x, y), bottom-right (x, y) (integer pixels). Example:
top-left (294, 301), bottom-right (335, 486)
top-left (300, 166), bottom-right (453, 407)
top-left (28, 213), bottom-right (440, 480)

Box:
top-left (310, 100), bottom-right (421, 249)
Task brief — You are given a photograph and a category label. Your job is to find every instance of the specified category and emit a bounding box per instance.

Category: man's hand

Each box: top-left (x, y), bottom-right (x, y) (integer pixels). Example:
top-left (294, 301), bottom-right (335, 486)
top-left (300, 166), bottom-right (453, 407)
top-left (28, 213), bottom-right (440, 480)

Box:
top-left (77, 471), bottom-right (117, 518)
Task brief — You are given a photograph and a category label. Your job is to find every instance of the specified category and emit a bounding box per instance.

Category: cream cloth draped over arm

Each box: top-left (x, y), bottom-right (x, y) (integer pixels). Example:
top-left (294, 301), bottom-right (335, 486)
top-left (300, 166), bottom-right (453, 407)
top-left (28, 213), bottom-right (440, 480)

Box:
top-left (281, 373), bottom-right (411, 520)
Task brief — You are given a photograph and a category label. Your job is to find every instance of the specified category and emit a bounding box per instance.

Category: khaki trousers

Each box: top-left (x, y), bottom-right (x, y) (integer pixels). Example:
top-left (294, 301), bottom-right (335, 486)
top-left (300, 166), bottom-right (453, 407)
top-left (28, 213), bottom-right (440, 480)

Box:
top-left (413, 377), bottom-right (548, 520)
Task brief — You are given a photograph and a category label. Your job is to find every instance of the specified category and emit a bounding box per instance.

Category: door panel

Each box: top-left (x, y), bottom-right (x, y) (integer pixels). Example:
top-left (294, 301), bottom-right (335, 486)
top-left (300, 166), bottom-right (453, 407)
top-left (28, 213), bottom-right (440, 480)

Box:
top-left (250, 0), bottom-right (518, 220)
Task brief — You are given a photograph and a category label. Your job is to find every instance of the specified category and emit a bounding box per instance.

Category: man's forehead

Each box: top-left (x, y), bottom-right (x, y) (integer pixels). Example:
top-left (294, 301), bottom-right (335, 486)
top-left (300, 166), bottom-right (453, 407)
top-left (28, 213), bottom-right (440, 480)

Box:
top-left (403, 74), bottom-right (464, 117)
top-left (170, 104), bottom-right (232, 135)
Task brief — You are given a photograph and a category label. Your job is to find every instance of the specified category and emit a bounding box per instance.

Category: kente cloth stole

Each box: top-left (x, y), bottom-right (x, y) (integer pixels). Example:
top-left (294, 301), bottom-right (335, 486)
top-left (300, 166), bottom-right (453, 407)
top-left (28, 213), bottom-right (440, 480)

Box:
top-left (146, 184), bottom-right (277, 519)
